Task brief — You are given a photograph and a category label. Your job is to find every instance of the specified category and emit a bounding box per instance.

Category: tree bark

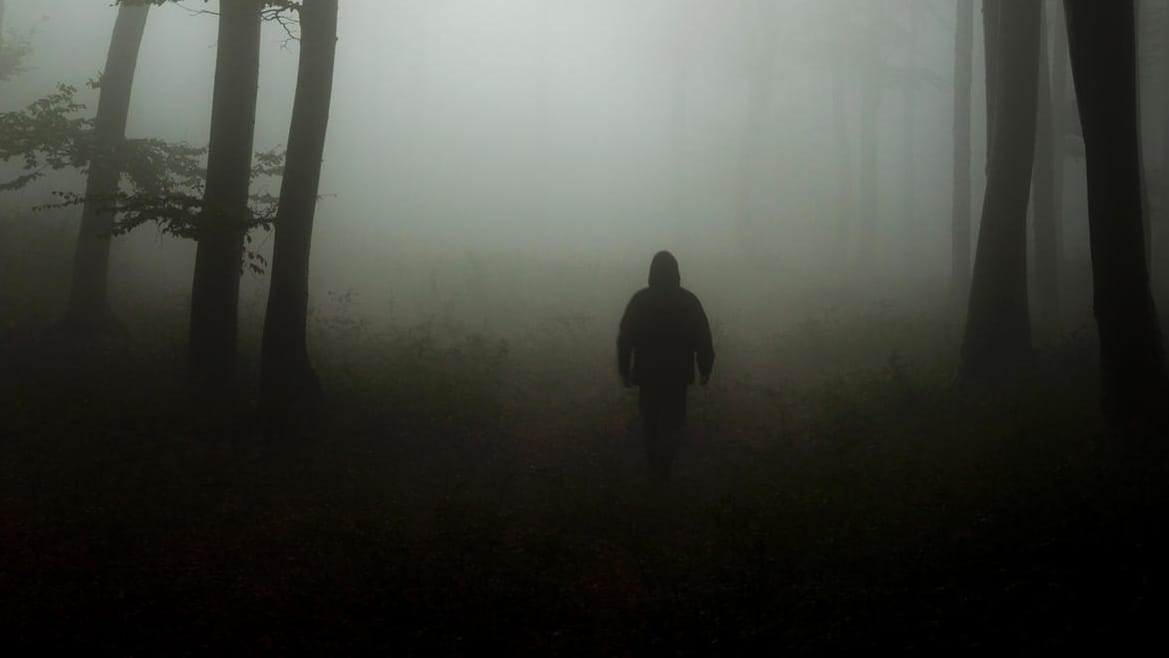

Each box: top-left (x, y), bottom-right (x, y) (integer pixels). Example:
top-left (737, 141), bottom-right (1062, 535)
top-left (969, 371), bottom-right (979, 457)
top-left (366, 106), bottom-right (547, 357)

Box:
top-left (260, 0), bottom-right (338, 421)
top-left (62, 2), bottom-right (150, 334)
top-left (1032, 3), bottom-right (1060, 334)
top-left (1064, 0), bottom-right (1169, 426)
top-left (1050, 0), bottom-right (1068, 304)
top-left (952, 0), bottom-right (974, 309)
top-left (189, 0), bottom-right (262, 392)
top-left (1159, 1), bottom-right (1169, 296)
top-left (959, 0), bottom-right (1040, 380)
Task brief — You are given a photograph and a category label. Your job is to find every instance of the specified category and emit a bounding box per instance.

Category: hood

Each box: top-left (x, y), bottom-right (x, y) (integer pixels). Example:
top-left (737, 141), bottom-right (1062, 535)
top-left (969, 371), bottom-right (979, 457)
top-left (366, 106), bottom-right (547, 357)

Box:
top-left (648, 250), bottom-right (681, 288)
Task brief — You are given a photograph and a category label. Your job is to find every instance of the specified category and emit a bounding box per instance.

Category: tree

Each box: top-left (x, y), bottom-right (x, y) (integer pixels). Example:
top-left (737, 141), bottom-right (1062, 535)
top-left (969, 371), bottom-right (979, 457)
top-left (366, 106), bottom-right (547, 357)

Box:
top-left (1064, 0), bottom-right (1169, 426)
top-left (959, 0), bottom-right (1040, 380)
top-left (62, 1), bottom-right (150, 334)
top-left (900, 0), bottom-right (920, 267)
top-left (1050, 0), bottom-right (1069, 309)
top-left (260, 0), bottom-right (339, 422)
top-left (952, 0), bottom-right (974, 309)
top-left (831, 44), bottom-right (854, 251)
top-left (1032, 3), bottom-right (1060, 334)
top-left (982, 0), bottom-right (1001, 165)
top-left (188, 0), bottom-right (263, 393)
top-left (0, 0), bottom-right (31, 83)
top-left (666, 0), bottom-right (695, 239)
top-left (857, 0), bottom-right (881, 267)
top-left (1157, 1), bottom-right (1169, 295)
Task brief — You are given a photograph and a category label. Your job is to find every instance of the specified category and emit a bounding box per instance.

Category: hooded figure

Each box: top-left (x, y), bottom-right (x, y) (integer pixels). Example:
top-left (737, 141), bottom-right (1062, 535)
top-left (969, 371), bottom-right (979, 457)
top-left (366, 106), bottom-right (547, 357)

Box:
top-left (618, 251), bottom-right (715, 482)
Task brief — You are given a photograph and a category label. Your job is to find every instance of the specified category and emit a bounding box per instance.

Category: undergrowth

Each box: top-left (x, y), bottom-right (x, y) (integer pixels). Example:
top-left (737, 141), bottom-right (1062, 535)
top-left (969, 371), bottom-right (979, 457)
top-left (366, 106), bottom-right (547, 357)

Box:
top-left (2, 272), bottom-right (1168, 654)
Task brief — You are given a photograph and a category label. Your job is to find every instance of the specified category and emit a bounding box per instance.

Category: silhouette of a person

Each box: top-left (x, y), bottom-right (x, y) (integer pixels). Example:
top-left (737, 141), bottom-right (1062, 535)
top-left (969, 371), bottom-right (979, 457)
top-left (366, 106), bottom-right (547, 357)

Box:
top-left (618, 251), bottom-right (715, 483)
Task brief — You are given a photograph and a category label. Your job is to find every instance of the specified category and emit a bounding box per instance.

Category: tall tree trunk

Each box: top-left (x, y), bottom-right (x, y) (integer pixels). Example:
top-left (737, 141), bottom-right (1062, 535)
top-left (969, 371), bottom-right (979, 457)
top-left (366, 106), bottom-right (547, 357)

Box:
top-left (858, 0), bottom-right (880, 269)
top-left (832, 50), bottom-right (854, 253)
top-left (1158, 2), bottom-right (1169, 297)
top-left (959, 0), bottom-right (1040, 380)
top-left (953, 0), bottom-right (974, 309)
top-left (1033, 3), bottom-right (1060, 334)
top-left (260, 0), bottom-right (338, 421)
top-left (189, 0), bottom-right (262, 392)
top-left (902, 3), bottom-right (919, 270)
top-left (983, 0), bottom-right (1002, 171)
top-left (1064, 0), bottom-right (1169, 426)
top-left (62, 2), bottom-right (149, 334)
top-left (1137, 1), bottom-right (1153, 268)
top-left (1051, 0), bottom-right (1068, 304)
top-left (668, 0), bottom-right (692, 239)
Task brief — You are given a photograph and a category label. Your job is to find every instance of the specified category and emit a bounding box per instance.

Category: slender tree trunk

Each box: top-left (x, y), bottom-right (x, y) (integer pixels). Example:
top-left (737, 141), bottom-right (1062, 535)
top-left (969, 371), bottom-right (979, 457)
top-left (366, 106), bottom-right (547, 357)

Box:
top-left (62, 3), bottom-right (149, 334)
top-left (953, 0), bottom-right (974, 309)
top-left (189, 0), bottom-right (262, 392)
top-left (1033, 3), bottom-right (1060, 334)
top-left (735, 1), bottom-right (778, 254)
top-left (260, 0), bottom-right (338, 420)
top-left (902, 3), bottom-right (919, 270)
top-left (668, 0), bottom-right (692, 238)
top-left (832, 50), bottom-right (854, 252)
top-left (1137, 2), bottom-right (1153, 268)
top-left (983, 0), bottom-right (1001, 172)
top-left (1051, 0), bottom-right (1068, 304)
top-left (1064, 0), bottom-right (1169, 426)
top-left (858, 0), bottom-right (880, 269)
top-left (959, 0), bottom-right (1040, 380)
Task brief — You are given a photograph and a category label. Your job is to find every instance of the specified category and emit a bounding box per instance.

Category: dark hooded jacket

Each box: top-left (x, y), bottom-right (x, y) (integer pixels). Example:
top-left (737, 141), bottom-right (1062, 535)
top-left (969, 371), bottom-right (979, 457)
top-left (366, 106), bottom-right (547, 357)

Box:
top-left (618, 251), bottom-right (715, 386)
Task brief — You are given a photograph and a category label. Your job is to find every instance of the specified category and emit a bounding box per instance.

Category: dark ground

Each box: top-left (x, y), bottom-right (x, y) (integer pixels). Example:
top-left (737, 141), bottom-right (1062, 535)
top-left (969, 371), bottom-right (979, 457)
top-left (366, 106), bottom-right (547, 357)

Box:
top-left (2, 312), bottom-right (1168, 656)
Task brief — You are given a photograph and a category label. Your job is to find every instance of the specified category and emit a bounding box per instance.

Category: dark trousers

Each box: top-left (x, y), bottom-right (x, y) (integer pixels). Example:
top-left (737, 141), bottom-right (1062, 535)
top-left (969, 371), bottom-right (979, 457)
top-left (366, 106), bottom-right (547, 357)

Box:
top-left (639, 384), bottom-right (688, 482)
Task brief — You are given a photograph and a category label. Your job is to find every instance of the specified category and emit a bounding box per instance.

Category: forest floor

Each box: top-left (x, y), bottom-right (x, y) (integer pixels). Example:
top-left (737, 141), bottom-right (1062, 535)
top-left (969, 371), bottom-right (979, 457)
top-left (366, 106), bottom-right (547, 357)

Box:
top-left (2, 306), bottom-right (1169, 656)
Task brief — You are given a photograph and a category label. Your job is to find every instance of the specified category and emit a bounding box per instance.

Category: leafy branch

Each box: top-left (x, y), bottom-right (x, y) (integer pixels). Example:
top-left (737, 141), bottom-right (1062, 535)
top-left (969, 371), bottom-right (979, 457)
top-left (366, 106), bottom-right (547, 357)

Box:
top-left (2, 83), bottom-right (286, 273)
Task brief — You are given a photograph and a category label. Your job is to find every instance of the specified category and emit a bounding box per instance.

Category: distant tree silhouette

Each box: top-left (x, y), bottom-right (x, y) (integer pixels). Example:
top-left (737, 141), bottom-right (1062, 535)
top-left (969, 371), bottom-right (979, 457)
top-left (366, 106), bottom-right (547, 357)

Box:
top-left (260, 0), bottom-right (339, 422)
top-left (1050, 0), bottom-right (1069, 317)
top-left (189, 0), bottom-right (263, 393)
top-left (1032, 3), bottom-right (1060, 334)
top-left (982, 0), bottom-right (1001, 168)
top-left (0, 1), bottom-right (30, 83)
top-left (62, 1), bottom-right (150, 335)
top-left (1064, 0), bottom-right (1169, 426)
top-left (831, 44), bottom-right (854, 250)
top-left (959, 0), bottom-right (1040, 380)
top-left (952, 0), bottom-right (973, 309)
top-left (858, 0), bottom-right (880, 267)
top-left (734, 0), bottom-right (780, 253)
top-left (900, 1), bottom-right (920, 266)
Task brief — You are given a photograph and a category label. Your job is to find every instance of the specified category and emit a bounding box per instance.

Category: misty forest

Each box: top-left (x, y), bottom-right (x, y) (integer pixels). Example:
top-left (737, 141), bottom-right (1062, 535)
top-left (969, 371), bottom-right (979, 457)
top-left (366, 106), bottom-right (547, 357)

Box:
top-left (3, 0), bottom-right (1169, 653)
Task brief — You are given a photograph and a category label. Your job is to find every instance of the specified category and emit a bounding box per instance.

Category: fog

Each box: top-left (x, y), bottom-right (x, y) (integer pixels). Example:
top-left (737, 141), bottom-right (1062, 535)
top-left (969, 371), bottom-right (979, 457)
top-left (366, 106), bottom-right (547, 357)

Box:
top-left (8, 2), bottom-right (1169, 652)
top-left (4, 0), bottom-right (1044, 337)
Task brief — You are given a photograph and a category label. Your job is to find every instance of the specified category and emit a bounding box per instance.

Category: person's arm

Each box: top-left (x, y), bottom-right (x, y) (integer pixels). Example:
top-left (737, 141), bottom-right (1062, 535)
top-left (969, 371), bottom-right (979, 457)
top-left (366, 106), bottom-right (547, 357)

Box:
top-left (617, 295), bottom-right (637, 387)
top-left (694, 297), bottom-right (715, 385)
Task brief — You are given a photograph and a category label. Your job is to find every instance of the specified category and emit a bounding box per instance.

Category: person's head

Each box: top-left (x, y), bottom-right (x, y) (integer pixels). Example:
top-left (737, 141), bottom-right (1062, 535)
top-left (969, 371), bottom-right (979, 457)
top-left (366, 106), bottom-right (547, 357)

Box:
top-left (648, 250), bottom-right (681, 288)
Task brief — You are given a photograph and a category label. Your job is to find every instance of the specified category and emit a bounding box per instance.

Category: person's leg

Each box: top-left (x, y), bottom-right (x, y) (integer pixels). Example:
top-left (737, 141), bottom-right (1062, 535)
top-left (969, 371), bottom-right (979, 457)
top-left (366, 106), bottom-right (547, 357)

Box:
top-left (639, 386), bottom-right (661, 478)
top-left (658, 385), bottom-right (688, 481)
